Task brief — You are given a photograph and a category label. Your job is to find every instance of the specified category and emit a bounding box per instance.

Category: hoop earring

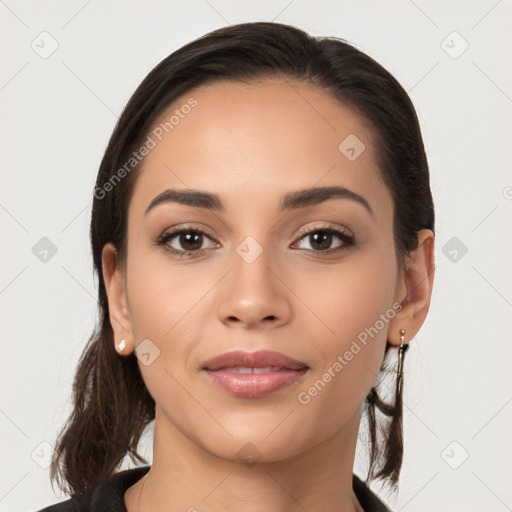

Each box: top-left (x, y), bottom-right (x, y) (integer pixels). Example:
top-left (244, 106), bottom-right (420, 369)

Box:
top-left (118, 339), bottom-right (126, 352)
top-left (396, 329), bottom-right (408, 394)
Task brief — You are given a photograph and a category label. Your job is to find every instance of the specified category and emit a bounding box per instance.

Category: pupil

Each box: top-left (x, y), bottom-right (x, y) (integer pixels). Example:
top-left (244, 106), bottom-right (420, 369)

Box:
top-left (311, 231), bottom-right (331, 250)
top-left (181, 233), bottom-right (202, 250)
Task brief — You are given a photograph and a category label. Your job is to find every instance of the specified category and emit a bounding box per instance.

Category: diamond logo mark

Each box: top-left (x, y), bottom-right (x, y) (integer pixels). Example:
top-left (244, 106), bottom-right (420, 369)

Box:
top-left (441, 31), bottom-right (469, 59)
top-left (441, 441), bottom-right (469, 469)
top-left (31, 31), bottom-right (59, 59)
top-left (236, 236), bottom-right (263, 264)
top-left (442, 236), bottom-right (468, 263)
top-left (237, 442), bottom-right (262, 468)
top-left (32, 237), bottom-right (58, 263)
top-left (338, 134), bottom-right (366, 161)
top-left (31, 441), bottom-right (53, 469)
top-left (135, 338), bottom-right (161, 366)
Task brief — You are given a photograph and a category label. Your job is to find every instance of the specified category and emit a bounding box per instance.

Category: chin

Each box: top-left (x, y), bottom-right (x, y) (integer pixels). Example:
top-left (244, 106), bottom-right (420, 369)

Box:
top-left (205, 435), bottom-right (307, 466)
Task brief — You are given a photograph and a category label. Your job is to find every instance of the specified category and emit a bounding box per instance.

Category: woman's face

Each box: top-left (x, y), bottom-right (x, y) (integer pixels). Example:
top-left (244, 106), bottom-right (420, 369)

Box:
top-left (115, 78), bottom-right (406, 462)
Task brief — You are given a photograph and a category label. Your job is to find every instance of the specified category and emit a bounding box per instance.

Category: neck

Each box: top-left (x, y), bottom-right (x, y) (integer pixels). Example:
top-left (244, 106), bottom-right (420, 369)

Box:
top-left (131, 407), bottom-right (364, 512)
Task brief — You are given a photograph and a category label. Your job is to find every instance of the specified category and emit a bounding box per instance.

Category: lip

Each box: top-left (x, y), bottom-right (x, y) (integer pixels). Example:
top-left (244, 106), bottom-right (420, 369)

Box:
top-left (201, 350), bottom-right (309, 399)
top-left (202, 349), bottom-right (308, 371)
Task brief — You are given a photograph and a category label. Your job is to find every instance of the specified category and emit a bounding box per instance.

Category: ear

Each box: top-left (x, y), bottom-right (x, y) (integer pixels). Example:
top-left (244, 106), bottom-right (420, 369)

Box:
top-left (388, 229), bottom-right (435, 346)
top-left (102, 242), bottom-right (134, 356)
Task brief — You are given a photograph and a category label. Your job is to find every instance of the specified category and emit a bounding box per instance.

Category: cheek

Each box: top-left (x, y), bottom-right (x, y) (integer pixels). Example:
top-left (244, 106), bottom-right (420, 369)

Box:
top-left (295, 245), bottom-right (397, 344)
top-left (125, 246), bottom-right (217, 398)
top-left (125, 245), bottom-right (209, 342)
top-left (124, 248), bottom-right (209, 418)
top-left (293, 247), bottom-right (397, 408)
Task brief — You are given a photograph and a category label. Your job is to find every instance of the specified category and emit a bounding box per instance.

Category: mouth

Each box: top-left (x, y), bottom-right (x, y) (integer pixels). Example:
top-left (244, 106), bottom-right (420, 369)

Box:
top-left (201, 350), bottom-right (309, 398)
top-left (214, 366), bottom-right (296, 374)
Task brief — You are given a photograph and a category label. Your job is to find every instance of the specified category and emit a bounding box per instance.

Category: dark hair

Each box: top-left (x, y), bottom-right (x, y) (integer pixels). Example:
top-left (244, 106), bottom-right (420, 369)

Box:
top-left (49, 21), bottom-right (435, 497)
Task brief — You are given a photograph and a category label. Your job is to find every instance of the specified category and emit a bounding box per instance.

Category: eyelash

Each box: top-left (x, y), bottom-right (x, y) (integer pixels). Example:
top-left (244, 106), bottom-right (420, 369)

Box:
top-left (155, 223), bottom-right (355, 258)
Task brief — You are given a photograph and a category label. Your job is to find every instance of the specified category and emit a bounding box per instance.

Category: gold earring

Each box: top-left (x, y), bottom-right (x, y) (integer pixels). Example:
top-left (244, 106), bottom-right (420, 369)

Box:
top-left (118, 339), bottom-right (126, 352)
top-left (397, 329), bottom-right (408, 394)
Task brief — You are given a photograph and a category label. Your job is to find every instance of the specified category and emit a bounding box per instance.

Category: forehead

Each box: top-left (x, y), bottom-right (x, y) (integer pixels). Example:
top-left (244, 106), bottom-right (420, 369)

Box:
top-left (129, 78), bottom-right (391, 220)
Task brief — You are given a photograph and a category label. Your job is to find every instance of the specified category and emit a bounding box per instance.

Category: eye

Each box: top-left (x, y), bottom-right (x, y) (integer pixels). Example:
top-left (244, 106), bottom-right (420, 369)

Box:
top-left (293, 223), bottom-right (355, 254)
top-left (156, 226), bottom-right (219, 257)
top-left (155, 223), bottom-right (355, 258)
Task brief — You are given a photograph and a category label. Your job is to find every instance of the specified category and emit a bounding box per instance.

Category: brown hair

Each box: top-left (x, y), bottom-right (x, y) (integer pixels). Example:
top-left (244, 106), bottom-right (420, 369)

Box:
top-left (49, 21), bottom-right (435, 497)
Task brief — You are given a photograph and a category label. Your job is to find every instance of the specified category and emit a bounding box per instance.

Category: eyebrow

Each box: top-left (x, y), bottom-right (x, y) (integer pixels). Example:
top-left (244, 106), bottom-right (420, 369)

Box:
top-left (144, 186), bottom-right (374, 217)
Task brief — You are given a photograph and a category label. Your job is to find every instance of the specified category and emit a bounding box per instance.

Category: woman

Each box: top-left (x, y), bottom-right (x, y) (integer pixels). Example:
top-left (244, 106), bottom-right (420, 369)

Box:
top-left (38, 21), bottom-right (435, 512)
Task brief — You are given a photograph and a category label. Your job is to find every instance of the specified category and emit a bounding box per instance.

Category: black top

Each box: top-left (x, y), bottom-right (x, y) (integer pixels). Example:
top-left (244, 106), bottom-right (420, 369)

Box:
top-left (36, 466), bottom-right (390, 511)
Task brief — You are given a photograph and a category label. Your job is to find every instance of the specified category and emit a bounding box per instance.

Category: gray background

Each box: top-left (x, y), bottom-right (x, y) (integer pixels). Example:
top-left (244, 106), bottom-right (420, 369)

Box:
top-left (1, 1), bottom-right (511, 510)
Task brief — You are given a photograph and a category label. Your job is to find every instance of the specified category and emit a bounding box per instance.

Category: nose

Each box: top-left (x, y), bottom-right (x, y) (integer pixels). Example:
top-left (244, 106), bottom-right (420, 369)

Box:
top-left (218, 242), bottom-right (292, 329)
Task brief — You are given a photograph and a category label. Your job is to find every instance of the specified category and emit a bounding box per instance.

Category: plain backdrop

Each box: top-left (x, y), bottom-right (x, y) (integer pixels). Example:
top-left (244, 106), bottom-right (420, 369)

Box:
top-left (1, 1), bottom-right (511, 511)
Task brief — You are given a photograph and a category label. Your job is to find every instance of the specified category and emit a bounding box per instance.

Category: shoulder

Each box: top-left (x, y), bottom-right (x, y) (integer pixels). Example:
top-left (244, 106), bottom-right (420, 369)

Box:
top-left (35, 497), bottom-right (87, 512)
top-left (34, 466), bottom-right (150, 512)
top-left (352, 474), bottom-right (392, 512)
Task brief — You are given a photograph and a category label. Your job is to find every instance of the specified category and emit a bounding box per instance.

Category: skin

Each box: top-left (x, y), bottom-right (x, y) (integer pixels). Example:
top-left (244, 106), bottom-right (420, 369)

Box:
top-left (102, 78), bottom-right (435, 512)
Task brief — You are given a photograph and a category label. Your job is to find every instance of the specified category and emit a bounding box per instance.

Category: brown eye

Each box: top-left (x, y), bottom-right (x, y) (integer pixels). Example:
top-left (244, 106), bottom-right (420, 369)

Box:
top-left (176, 232), bottom-right (203, 251)
top-left (293, 225), bottom-right (355, 254)
top-left (157, 227), bottom-right (219, 256)
top-left (307, 231), bottom-right (334, 251)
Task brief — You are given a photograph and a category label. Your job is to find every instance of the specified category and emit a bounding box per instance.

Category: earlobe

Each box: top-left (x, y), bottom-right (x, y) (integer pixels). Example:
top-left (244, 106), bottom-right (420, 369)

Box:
top-left (115, 338), bottom-right (132, 356)
top-left (388, 229), bottom-right (435, 346)
top-left (101, 243), bottom-right (134, 356)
